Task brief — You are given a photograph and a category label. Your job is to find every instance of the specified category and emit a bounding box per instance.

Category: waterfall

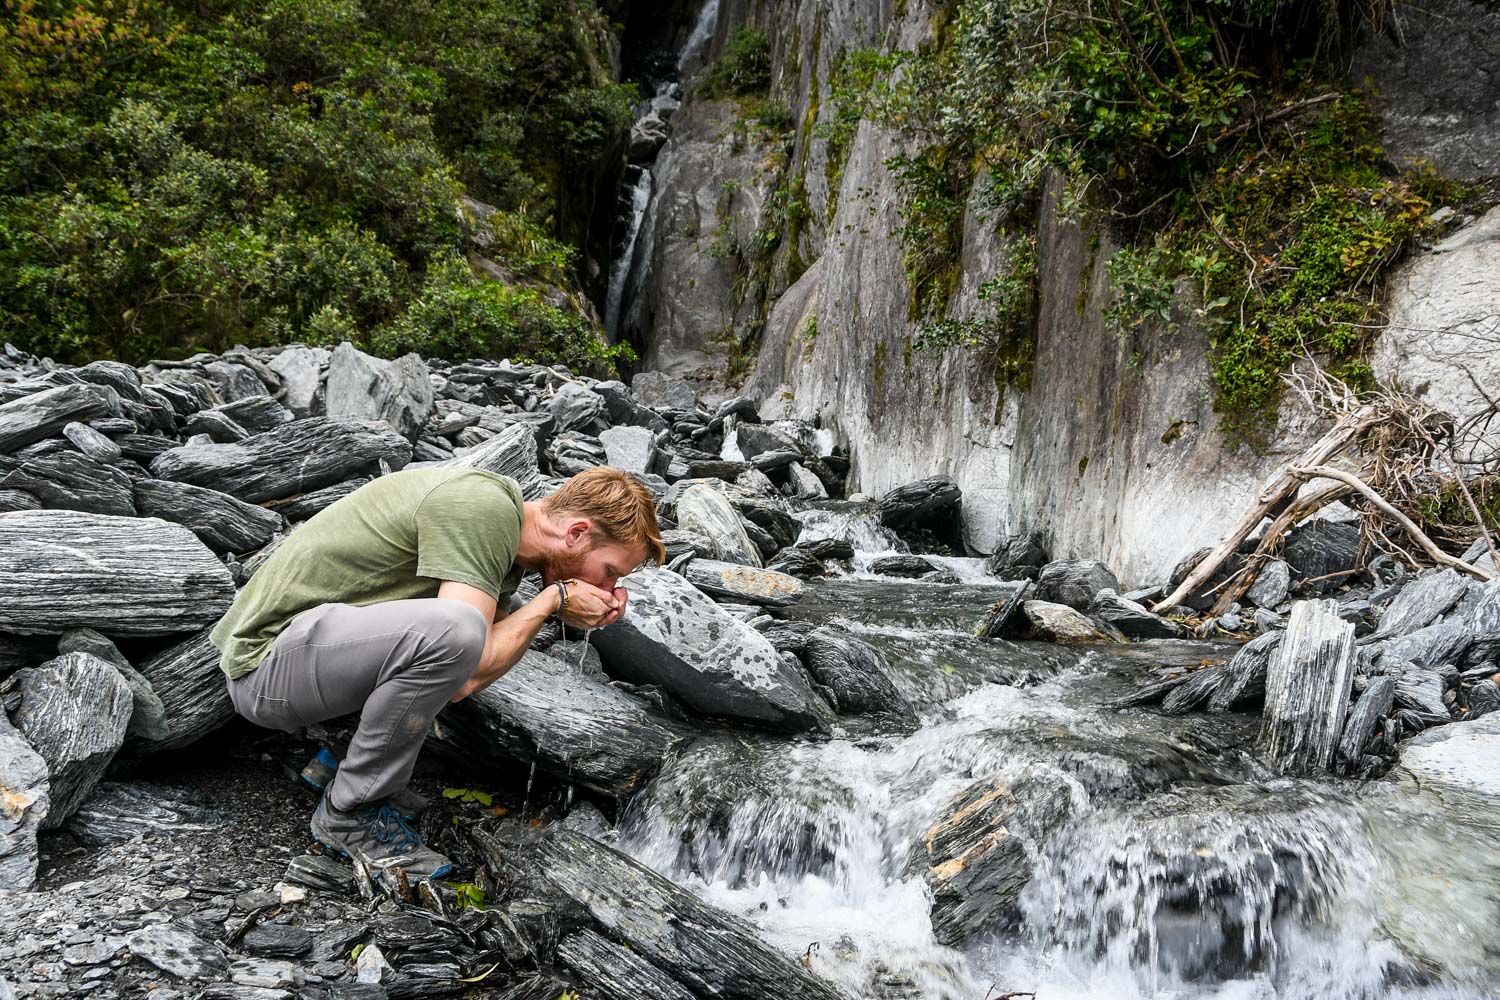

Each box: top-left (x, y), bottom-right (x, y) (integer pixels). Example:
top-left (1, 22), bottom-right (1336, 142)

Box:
top-left (678, 0), bottom-right (720, 72)
top-left (604, 166), bottom-right (652, 340)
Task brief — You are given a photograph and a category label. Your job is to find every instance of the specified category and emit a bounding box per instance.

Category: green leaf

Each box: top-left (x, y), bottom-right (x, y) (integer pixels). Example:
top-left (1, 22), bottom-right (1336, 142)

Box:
top-left (441, 787), bottom-right (465, 799)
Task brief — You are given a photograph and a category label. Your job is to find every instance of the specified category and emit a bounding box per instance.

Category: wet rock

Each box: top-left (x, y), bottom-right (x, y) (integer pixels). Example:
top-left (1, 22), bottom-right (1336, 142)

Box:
top-left (1160, 664), bottom-right (1230, 714)
top-left (152, 418), bottom-right (412, 504)
top-left (1244, 560), bottom-right (1292, 609)
top-left (325, 344), bottom-right (432, 442)
top-left (126, 923), bottom-right (228, 980)
top-left (1020, 601), bottom-right (1124, 644)
top-left (868, 554), bottom-right (938, 578)
top-left (1089, 589), bottom-right (1184, 639)
top-left (557, 928), bottom-right (695, 1000)
top-left (631, 372), bottom-right (698, 410)
top-left (765, 547), bottom-right (827, 579)
top-left (599, 425), bottom-right (658, 475)
top-left (126, 630), bottom-right (235, 754)
top-left (751, 448), bottom-right (800, 472)
top-left (1394, 714), bottom-right (1500, 823)
top-left (1394, 667), bottom-right (1451, 728)
top-left (0, 711), bottom-right (49, 890)
top-left (802, 626), bottom-right (915, 720)
top-left (1259, 600), bottom-right (1357, 774)
top-left (681, 559), bottom-right (803, 607)
top-left (61, 420), bottom-right (122, 462)
top-left (1367, 619), bottom-right (1472, 671)
top-left (0, 510), bottom-right (235, 636)
top-left (785, 462), bottom-right (828, 501)
top-left (1206, 631), bottom-right (1281, 711)
top-left (592, 568), bottom-right (832, 731)
top-left (9, 653), bottom-right (133, 829)
top-left (1337, 675), bottom-right (1396, 774)
top-left (975, 582), bottom-right (1034, 639)
top-left (675, 485), bottom-right (762, 567)
top-left (915, 774), bottom-right (1074, 946)
top-left (875, 477), bottom-right (960, 532)
top-left (498, 827), bottom-right (848, 1000)
top-left (985, 532), bottom-right (1049, 581)
top-left (0, 384), bottom-right (111, 453)
top-left (133, 479), bottom-right (283, 554)
top-left (1282, 520), bottom-right (1362, 592)
top-left (241, 924), bottom-right (312, 959)
top-left (0, 450), bottom-right (136, 515)
top-left (1035, 560), bottom-right (1120, 611)
top-left (803, 538), bottom-right (856, 561)
top-left (436, 650), bottom-right (689, 797)
top-left (57, 628), bottom-right (169, 741)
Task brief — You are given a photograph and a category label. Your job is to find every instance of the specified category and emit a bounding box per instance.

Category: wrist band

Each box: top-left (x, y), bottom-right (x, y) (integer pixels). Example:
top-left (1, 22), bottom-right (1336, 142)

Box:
top-left (553, 579), bottom-right (569, 615)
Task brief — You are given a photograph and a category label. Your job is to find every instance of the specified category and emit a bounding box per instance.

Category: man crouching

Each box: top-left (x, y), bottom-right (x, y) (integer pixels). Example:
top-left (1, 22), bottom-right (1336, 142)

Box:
top-left (209, 465), bottom-right (665, 877)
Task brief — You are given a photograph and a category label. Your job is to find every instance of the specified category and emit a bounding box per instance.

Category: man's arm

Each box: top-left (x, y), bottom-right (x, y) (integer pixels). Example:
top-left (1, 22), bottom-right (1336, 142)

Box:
top-left (437, 579), bottom-right (624, 701)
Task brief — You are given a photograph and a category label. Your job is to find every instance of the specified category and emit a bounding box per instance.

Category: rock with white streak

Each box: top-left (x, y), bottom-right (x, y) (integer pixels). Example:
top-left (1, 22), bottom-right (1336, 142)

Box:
top-left (0, 712), bottom-right (49, 891)
top-left (323, 343), bottom-right (433, 441)
top-left (0, 384), bottom-right (111, 453)
top-left (675, 485), bottom-right (762, 567)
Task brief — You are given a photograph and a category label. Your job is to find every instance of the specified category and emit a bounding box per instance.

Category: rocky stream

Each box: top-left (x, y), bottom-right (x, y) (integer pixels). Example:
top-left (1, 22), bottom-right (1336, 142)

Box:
top-left (2, 338), bottom-right (1500, 1000)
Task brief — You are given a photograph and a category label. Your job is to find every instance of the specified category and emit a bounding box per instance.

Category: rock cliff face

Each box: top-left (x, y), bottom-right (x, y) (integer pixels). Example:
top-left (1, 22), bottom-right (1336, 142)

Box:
top-left (626, 0), bottom-right (1500, 586)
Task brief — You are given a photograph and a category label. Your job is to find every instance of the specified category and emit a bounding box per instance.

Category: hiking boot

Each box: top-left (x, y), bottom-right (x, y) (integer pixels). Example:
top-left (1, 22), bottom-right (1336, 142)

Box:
top-left (299, 749), bottom-right (430, 820)
top-left (310, 797), bottom-right (455, 879)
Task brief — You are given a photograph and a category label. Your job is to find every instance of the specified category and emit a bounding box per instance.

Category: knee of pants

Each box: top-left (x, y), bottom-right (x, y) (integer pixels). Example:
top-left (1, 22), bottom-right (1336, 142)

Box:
top-left (429, 599), bottom-right (489, 675)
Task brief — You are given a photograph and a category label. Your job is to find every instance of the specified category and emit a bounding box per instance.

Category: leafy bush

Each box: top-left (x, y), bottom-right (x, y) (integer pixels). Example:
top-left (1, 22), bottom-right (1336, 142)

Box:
top-left (700, 26), bottom-right (772, 98)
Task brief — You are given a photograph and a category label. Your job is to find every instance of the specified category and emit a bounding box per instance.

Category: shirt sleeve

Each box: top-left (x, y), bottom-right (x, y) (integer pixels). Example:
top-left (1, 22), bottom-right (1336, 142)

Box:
top-left (414, 477), bottom-right (521, 600)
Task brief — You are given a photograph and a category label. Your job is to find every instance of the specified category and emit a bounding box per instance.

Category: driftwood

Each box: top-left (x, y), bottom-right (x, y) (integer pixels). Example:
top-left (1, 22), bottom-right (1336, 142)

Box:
top-left (507, 827), bottom-right (849, 1000)
top-left (1258, 600), bottom-right (1356, 773)
top-left (0, 510), bottom-right (236, 637)
top-left (1156, 405), bottom-right (1377, 612)
top-left (1208, 483), bottom-right (1351, 615)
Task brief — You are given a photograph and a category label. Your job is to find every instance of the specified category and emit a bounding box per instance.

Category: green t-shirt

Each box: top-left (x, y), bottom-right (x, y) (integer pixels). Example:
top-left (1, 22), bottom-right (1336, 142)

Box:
top-left (211, 467), bottom-right (524, 679)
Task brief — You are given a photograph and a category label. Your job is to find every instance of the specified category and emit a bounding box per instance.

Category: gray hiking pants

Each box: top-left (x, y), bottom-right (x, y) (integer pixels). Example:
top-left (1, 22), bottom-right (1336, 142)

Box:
top-left (226, 599), bottom-right (488, 813)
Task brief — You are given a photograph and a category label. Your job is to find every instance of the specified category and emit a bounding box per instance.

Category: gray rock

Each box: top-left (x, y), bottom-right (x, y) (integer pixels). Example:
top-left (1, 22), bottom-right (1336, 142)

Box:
top-left (675, 485), bottom-right (762, 567)
top-left (0, 510), bottom-right (236, 636)
top-left (681, 559), bottom-right (804, 607)
top-left (599, 425), bottom-right (659, 475)
top-left (126, 924), bottom-right (228, 980)
top-left (10, 652), bottom-right (133, 829)
top-left (126, 630), bottom-right (235, 755)
top-left (0, 711), bottom-right (49, 890)
top-left (1021, 601), bottom-right (1125, 644)
top-left (1368, 620), bottom-right (1472, 671)
top-left (750, 449), bottom-right (800, 472)
top-left (0, 449), bottom-right (137, 515)
top-left (592, 567), bottom-right (832, 731)
top-left (151, 418), bottom-right (412, 505)
top-left (1244, 560), bottom-right (1292, 609)
top-left (728, 424), bottom-right (800, 463)
top-left (1338, 675), bottom-right (1396, 774)
top-left (267, 347), bottom-right (327, 417)
top-left (975, 582), bottom-right (1034, 639)
top-left (324, 343), bottom-right (433, 441)
top-left (65, 782), bottom-right (219, 846)
top-left (802, 626), bottom-right (914, 720)
top-left (436, 650), bottom-right (689, 797)
top-left (61, 421), bottom-right (122, 462)
top-left (57, 629), bottom-right (169, 741)
top-left (1282, 520), bottom-right (1362, 593)
top-left (1393, 713), bottom-right (1500, 825)
top-left (203, 360), bottom-right (267, 402)
top-left (1259, 600), bottom-right (1356, 774)
top-left (630, 372), bottom-right (698, 410)
top-left (1468, 679), bottom-right (1500, 719)
top-left (241, 925), bottom-right (312, 958)
top-left (442, 423), bottom-right (542, 495)
top-left (764, 547), bottom-right (825, 579)
top-left (266, 477), bottom-right (369, 522)
top-left (868, 554), bottom-right (938, 578)
top-left (115, 433), bottom-right (176, 463)
top-left (1395, 667), bottom-right (1451, 727)
top-left (283, 854), bottom-right (354, 896)
top-left (546, 382), bottom-right (608, 434)
top-left (1035, 560), bottom-right (1121, 610)
top-left (548, 638), bottom-right (604, 675)
top-left (133, 479), bottom-right (283, 554)
top-left (74, 359), bottom-right (143, 400)
top-left (1089, 589), bottom-right (1184, 639)
top-left (1466, 580), bottom-right (1500, 642)
top-left (660, 528), bottom-right (718, 561)
top-left (1206, 631), bottom-right (1281, 711)
top-left (875, 477), bottom-right (960, 530)
top-left (984, 532), bottom-right (1049, 579)
top-left (0, 384), bottom-right (111, 453)
top-left (214, 395), bottom-right (293, 434)
top-left (183, 408), bottom-right (250, 442)
top-left (1367, 568), bottom-right (1471, 641)
top-left (556, 929), bottom-right (697, 1000)
top-left (0, 488), bottom-right (39, 512)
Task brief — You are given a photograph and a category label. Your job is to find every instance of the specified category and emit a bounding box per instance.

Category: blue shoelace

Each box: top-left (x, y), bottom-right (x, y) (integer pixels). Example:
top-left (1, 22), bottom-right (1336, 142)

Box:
top-left (367, 804), bottom-right (420, 851)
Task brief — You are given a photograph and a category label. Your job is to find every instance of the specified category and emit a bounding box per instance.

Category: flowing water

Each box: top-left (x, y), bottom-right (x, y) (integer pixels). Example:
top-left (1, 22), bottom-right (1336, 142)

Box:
top-left (613, 507), bottom-right (1500, 999)
top-left (603, 166), bottom-right (652, 341)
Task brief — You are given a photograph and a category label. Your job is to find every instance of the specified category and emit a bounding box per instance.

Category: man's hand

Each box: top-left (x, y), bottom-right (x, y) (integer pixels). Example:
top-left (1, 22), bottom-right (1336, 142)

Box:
top-left (561, 579), bottom-right (627, 628)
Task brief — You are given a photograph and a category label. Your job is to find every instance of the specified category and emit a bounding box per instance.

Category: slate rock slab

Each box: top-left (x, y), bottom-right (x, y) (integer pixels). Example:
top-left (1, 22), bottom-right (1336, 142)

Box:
top-left (599, 425), bottom-right (658, 475)
top-left (556, 929), bottom-right (697, 1000)
top-left (876, 476), bottom-right (961, 530)
top-left (57, 628), bottom-right (170, 741)
top-left (151, 417), bottom-right (411, 505)
top-left (125, 630), bottom-right (236, 755)
top-left (1089, 589), bottom-right (1184, 639)
top-left (133, 478), bottom-right (283, 553)
top-left (126, 924), bottom-right (228, 979)
top-left (0, 450), bottom-right (136, 515)
top-left (66, 782), bottom-right (220, 846)
top-left (324, 344), bottom-right (434, 442)
top-left (0, 383), bottom-right (111, 453)
top-left (802, 626), bottom-right (915, 720)
top-left (0, 711), bottom-right (49, 891)
top-left (0, 510), bottom-right (236, 636)
top-left (630, 372), bottom-right (698, 410)
top-left (680, 558), bottom-right (803, 607)
top-left (267, 346), bottom-right (327, 417)
top-left (593, 568), bottom-right (832, 731)
top-left (443, 423), bottom-right (542, 495)
top-left (675, 485), bottom-right (762, 567)
top-left (1035, 560), bottom-right (1121, 610)
top-left (10, 652), bottom-right (134, 829)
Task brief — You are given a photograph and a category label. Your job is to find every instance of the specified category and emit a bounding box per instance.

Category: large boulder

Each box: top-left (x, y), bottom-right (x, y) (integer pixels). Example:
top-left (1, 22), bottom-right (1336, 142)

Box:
top-left (675, 485), bottom-right (762, 567)
top-left (592, 568), bottom-right (831, 731)
top-left (631, 372), bottom-right (698, 410)
top-left (1021, 601), bottom-right (1126, 644)
top-left (801, 626), bottom-right (915, 720)
top-left (0, 510), bottom-right (236, 636)
top-left (546, 382), bottom-right (608, 435)
top-left (124, 630), bottom-right (235, 755)
top-left (57, 629), bottom-right (169, 742)
top-left (324, 342), bottom-right (433, 441)
top-left (0, 711), bottom-right (49, 890)
top-left (1393, 714), bottom-right (1500, 825)
top-left (0, 383), bottom-right (111, 453)
top-left (875, 476), bottom-right (961, 530)
top-left (1035, 560), bottom-right (1121, 610)
top-left (8, 652), bottom-right (134, 829)
top-left (1281, 519), bottom-right (1362, 593)
top-left (151, 417), bottom-right (412, 505)
top-left (132, 478), bottom-right (283, 554)
top-left (0, 450), bottom-right (136, 515)
top-left (267, 346), bottom-right (328, 417)
top-left (1089, 589), bottom-right (1184, 639)
top-left (599, 425), bottom-right (659, 476)
top-left (435, 650), bottom-right (690, 797)
top-left (443, 423), bottom-right (544, 496)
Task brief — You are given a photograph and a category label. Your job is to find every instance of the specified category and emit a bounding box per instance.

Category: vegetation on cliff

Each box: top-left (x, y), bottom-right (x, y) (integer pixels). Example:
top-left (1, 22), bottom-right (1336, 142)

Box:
top-left (0, 0), bottom-right (634, 367)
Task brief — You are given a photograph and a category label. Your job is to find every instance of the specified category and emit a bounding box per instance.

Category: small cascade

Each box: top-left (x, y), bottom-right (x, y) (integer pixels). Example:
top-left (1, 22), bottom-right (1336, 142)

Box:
top-left (604, 165), bottom-right (652, 339)
top-left (795, 506), bottom-right (906, 553)
top-left (678, 0), bottom-right (720, 72)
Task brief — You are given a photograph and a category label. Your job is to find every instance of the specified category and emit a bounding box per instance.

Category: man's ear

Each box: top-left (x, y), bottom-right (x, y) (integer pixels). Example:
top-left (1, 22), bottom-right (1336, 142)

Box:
top-left (565, 518), bottom-right (593, 546)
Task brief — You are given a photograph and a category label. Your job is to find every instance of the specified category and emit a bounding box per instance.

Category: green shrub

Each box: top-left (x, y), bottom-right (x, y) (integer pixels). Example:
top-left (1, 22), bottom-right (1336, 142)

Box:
top-left (701, 27), bottom-right (772, 98)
